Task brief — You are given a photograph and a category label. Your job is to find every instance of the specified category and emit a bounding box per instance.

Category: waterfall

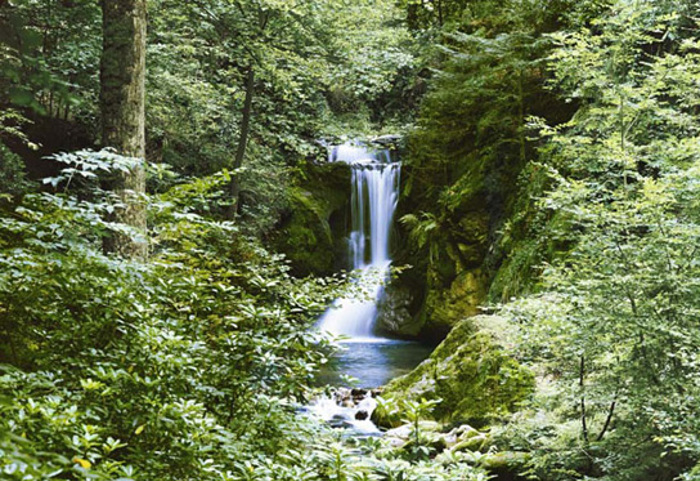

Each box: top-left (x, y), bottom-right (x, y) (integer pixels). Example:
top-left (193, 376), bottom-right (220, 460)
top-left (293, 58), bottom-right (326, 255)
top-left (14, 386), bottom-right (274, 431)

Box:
top-left (318, 141), bottom-right (400, 340)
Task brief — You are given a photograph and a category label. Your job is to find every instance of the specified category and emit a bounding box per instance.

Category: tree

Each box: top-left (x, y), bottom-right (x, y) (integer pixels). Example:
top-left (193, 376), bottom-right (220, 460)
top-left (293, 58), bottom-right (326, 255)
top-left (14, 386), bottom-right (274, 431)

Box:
top-left (498, 3), bottom-right (700, 478)
top-left (100, 0), bottom-right (147, 258)
top-left (177, 0), bottom-right (325, 219)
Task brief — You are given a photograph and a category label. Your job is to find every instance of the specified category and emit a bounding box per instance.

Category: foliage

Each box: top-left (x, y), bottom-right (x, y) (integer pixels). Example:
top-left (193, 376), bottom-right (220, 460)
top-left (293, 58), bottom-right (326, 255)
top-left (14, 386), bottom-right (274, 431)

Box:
top-left (1, 0), bottom-right (417, 236)
top-left (3, 1), bottom-right (700, 480)
top-left (0, 151), bottom-right (343, 479)
top-left (395, 0), bottom-right (577, 338)
top-left (323, 0), bottom-right (420, 126)
top-left (0, 142), bottom-right (32, 198)
top-left (488, 2), bottom-right (700, 479)
top-left (0, 0), bottom-right (100, 120)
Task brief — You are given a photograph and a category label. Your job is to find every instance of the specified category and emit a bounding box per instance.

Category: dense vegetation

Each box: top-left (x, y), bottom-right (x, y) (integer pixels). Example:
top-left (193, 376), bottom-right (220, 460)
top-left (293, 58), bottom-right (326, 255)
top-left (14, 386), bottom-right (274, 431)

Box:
top-left (1, 0), bottom-right (699, 480)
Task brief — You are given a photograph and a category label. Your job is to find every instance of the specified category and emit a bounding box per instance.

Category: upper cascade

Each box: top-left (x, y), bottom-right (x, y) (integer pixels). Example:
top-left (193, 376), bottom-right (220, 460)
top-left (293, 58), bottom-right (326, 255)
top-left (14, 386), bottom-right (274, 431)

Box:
top-left (329, 141), bottom-right (394, 165)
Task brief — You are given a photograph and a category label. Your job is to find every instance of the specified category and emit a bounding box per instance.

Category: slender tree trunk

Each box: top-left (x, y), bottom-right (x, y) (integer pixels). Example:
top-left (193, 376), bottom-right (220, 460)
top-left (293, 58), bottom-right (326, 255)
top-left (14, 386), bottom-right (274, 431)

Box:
top-left (518, 70), bottom-right (526, 165)
top-left (226, 66), bottom-right (255, 220)
top-left (407, 3), bottom-right (418, 30)
top-left (100, 0), bottom-right (147, 258)
top-left (597, 399), bottom-right (616, 441)
top-left (580, 355), bottom-right (589, 443)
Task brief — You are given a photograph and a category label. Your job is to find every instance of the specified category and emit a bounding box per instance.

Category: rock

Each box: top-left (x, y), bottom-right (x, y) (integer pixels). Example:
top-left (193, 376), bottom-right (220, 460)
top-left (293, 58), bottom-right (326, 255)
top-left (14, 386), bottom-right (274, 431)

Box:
top-left (418, 268), bottom-right (489, 339)
top-left (386, 436), bottom-right (409, 448)
top-left (442, 424), bottom-right (480, 449)
top-left (400, 434), bottom-right (449, 453)
top-left (375, 283), bottom-right (422, 337)
top-left (351, 388), bottom-right (367, 399)
top-left (370, 134), bottom-right (402, 146)
top-left (442, 431), bottom-right (459, 448)
top-left (479, 451), bottom-right (531, 481)
top-left (380, 315), bottom-right (534, 427)
top-left (451, 433), bottom-right (491, 453)
top-left (454, 424), bottom-right (480, 438)
top-left (355, 410), bottom-right (368, 420)
top-left (383, 421), bottom-right (443, 449)
top-left (384, 421), bottom-right (441, 440)
top-left (273, 162), bottom-right (351, 277)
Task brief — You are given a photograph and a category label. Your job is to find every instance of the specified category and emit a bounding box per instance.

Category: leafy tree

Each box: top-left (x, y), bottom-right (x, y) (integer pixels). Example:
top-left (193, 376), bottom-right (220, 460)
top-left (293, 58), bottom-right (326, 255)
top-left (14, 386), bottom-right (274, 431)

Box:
top-left (0, 0), bottom-right (100, 120)
top-left (492, 2), bottom-right (700, 479)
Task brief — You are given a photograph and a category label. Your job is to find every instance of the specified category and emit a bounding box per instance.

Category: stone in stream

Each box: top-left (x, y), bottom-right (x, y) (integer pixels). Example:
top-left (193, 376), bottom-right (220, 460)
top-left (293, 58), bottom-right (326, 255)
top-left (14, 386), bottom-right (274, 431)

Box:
top-left (355, 410), bottom-right (369, 420)
top-left (351, 388), bottom-right (368, 403)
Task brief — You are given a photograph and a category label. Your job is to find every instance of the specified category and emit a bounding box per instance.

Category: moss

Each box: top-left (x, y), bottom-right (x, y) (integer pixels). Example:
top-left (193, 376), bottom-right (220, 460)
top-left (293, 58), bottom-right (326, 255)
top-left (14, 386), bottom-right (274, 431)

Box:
top-left (479, 451), bottom-right (531, 481)
top-left (280, 189), bottom-right (335, 274)
top-left (382, 315), bottom-right (534, 427)
top-left (274, 162), bottom-right (351, 276)
top-left (419, 269), bottom-right (488, 339)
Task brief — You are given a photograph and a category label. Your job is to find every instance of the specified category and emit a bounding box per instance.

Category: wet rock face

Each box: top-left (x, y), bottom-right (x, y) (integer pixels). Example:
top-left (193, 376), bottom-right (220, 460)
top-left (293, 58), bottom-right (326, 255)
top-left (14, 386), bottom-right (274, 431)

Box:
top-left (335, 387), bottom-right (383, 407)
top-left (375, 284), bottom-right (422, 338)
top-left (355, 410), bottom-right (369, 420)
top-left (418, 268), bottom-right (489, 340)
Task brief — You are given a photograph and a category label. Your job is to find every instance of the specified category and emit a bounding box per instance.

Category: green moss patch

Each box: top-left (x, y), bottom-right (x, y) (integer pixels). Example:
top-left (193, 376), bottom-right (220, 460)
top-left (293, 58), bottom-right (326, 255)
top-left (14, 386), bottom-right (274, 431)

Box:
top-left (382, 315), bottom-right (534, 427)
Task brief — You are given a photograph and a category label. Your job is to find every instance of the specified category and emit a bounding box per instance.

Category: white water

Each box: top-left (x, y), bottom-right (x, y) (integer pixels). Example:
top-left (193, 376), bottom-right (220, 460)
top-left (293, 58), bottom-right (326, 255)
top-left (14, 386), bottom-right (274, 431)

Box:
top-left (317, 142), bottom-right (401, 340)
top-left (307, 393), bottom-right (380, 435)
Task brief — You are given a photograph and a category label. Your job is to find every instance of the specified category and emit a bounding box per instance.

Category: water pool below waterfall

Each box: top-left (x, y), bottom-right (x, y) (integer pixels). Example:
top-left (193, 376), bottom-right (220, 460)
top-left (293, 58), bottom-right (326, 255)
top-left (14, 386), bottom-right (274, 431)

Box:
top-left (317, 339), bottom-right (433, 388)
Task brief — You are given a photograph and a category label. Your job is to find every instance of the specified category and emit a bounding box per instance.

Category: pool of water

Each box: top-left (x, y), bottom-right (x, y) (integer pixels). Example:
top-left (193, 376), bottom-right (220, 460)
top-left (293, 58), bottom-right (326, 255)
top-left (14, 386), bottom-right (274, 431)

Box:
top-left (317, 339), bottom-right (433, 388)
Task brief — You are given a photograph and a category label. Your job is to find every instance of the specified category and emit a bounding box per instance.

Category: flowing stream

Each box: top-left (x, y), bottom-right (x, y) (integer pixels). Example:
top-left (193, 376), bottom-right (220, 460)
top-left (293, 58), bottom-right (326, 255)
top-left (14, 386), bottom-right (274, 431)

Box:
top-left (310, 141), bottom-right (431, 433)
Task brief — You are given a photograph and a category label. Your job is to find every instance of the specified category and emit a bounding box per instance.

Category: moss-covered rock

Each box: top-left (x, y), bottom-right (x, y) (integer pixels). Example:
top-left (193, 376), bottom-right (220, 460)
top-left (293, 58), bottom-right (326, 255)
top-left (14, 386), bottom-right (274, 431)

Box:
top-left (479, 451), bottom-right (531, 480)
top-left (415, 268), bottom-right (488, 341)
top-left (380, 315), bottom-right (534, 427)
top-left (391, 168), bottom-right (493, 339)
top-left (274, 162), bottom-right (351, 276)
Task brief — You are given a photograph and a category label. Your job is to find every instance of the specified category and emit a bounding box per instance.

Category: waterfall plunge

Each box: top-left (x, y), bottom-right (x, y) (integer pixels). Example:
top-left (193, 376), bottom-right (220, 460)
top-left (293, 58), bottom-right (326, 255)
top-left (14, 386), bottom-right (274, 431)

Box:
top-left (317, 142), bottom-right (400, 341)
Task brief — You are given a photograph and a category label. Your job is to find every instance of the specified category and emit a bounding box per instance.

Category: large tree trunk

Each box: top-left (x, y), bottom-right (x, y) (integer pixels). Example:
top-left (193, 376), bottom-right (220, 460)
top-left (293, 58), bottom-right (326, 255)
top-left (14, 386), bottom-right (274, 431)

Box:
top-left (226, 66), bottom-right (255, 220)
top-left (100, 0), bottom-right (147, 259)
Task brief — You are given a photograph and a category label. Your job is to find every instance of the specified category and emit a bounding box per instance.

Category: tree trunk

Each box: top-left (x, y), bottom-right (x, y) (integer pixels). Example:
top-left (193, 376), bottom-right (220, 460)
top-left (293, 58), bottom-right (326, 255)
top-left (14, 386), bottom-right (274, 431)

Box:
top-left (226, 66), bottom-right (255, 220)
top-left (100, 0), bottom-right (147, 259)
top-left (407, 3), bottom-right (419, 30)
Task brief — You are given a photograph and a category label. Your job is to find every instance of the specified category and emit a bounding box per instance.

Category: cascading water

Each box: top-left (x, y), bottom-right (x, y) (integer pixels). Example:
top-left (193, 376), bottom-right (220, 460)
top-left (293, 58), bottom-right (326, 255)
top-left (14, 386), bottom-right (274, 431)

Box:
top-left (317, 141), bottom-right (400, 340)
top-left (308, 141), bottom-right (431, 431)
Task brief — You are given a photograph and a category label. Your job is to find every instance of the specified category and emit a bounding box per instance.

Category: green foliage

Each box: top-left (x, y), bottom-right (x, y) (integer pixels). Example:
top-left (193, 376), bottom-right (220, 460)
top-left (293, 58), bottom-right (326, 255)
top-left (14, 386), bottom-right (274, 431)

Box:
top-left (488, 2), bottom-right (700, 479)
top-left (323, 0), bottom-right (420, 125)
top-left (0, 150), bottom-right (344, 479)
top-left (4, 1), bottom-right (700, 480)
top-left (0, 0), bottom-right (100, 120)
top-left (1, 0), bottom-right (417, 236)
top-left (0, 150), bottom-right (493, 481)
top-left (395, 0), bottom-right (577, 336)
top-left (0, 143), bottom-right (32, 198)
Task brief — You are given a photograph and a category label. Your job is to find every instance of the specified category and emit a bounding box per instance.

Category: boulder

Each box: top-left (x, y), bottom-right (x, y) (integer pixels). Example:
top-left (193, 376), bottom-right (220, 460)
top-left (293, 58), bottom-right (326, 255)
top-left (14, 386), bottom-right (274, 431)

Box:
top-left (479, 451), bottom-right (531, 481)
top-left (379, 315), bottom-right (534, 427)
top-left (375, 284), bottom-right (422, 337)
